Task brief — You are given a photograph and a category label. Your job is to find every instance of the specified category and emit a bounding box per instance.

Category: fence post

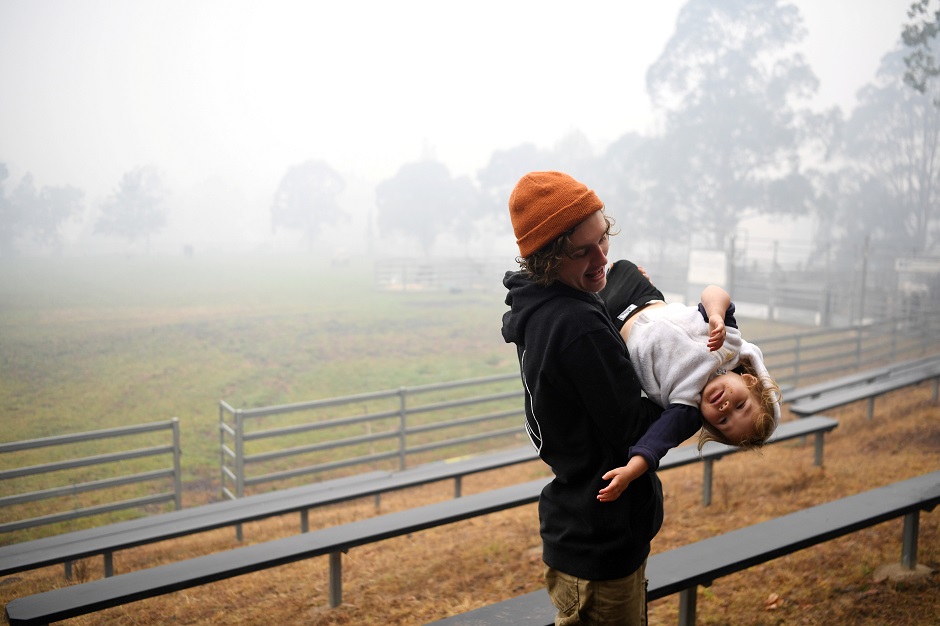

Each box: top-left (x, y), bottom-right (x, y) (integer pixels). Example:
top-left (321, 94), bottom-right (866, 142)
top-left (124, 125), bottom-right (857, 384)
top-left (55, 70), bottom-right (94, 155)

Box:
top-left (172, 417), bottom-right (182, 510)
top-left (398, 388), bottom-right (408, 471)
top-left (235, 409), bottom-right (245, 541)
top-left (858, 234), bottom-right (870, 324)
top-left (218, 403), bottom-right (225, 499)
top-left (793, 336), bottom-right (802, 387)
top-left (855, 326), bottom-right (863, 370)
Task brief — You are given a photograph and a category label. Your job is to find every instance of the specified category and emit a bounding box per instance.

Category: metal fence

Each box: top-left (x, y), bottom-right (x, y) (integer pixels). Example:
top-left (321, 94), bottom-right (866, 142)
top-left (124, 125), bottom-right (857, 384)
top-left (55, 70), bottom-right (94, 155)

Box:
top-left (0, 419), bottom-right (182, 535)
top-left (373, 258), bottom-right (507, 292)
top-left (757, 309), bottom-right (940, 388)
top-left (219, 309), bottom-right (940, 498)
top-left (218, 374), bottom-right (526, 499)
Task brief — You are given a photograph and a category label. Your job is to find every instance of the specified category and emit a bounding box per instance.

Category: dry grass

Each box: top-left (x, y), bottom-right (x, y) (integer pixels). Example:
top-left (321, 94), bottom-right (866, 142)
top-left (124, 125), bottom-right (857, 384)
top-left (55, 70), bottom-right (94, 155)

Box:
top-left (2, 383), bottom-right (939, 626)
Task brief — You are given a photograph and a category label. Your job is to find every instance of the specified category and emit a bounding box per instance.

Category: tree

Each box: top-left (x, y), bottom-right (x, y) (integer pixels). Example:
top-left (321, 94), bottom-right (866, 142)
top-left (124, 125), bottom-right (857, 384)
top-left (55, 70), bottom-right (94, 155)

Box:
top-left (837, 47), bottom-right (940, 254)
top-left (476, 137), bottom-right (598, 236)
top-left (644, 0), bottom-right (819, 250)
top-left (270, 160), bottom-right (346, 248)
top-left (375, 160), bottom-right (486, 255)
top-left (0, 163), bottom-right (19, 256)
top-left (96, 166), bottom-right (168, 253)
top-left (0, 166), bottom-right (84, 256)
top-left (598, 132), bottom-right (692, 264)
top-left (903, 0), bottom-right (940, 97)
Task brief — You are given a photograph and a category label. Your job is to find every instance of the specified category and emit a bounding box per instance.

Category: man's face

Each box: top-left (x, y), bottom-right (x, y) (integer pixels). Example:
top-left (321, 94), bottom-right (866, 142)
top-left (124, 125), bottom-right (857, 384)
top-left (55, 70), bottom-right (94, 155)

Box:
top-left (555, 210), bottom-right (610, 293)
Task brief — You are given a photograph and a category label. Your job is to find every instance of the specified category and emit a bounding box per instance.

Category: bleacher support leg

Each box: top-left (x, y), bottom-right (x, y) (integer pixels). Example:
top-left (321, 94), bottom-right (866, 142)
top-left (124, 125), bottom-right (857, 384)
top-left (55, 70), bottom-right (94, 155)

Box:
top-left (329, 552), bottom-right (343, 608)
top-left (301, 509), bottom-right (309, 533)
top-left (678, 586), bottom-right (697, 626)
top-left (902, 511), bottom-right (920, 570)
top-left (813, 432), bottom-right (825, 467)
top-left (454, 476), bottom-right (463, 498)
top-left (702, 459), bottom-right (714, 506)
top-left (104, 551), bottom-right (114, 577)
top-left (867, 397), bottom-right (875, 420)
top-left (64, 560), bottom-right (72, 580)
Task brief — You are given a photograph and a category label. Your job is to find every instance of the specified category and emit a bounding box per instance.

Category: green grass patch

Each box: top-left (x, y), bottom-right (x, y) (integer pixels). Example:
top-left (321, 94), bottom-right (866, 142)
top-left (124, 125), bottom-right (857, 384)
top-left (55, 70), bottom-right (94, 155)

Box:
top-left (0, 256), bottom-right (518, 499)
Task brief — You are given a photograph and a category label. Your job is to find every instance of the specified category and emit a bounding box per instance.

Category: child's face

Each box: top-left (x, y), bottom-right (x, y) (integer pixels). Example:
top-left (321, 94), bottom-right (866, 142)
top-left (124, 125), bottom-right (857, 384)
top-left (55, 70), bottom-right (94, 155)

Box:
top-left (700, 372), bottom-right (760, 444)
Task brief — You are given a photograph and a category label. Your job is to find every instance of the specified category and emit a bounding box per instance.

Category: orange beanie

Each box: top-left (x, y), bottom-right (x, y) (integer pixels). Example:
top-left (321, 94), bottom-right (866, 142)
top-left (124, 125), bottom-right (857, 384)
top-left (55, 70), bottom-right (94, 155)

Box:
top-left (508, 171), bottom-right (604, 257)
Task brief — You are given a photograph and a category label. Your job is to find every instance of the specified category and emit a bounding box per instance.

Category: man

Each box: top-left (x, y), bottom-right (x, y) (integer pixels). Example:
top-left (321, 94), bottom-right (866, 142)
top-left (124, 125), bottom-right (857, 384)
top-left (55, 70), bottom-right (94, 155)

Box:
top-left (501, 171), bottom-right (664, 625)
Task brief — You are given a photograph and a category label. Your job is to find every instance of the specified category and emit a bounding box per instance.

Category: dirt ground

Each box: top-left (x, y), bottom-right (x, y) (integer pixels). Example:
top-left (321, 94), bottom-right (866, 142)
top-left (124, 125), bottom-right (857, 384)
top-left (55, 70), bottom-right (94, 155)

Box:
top-left (2, 383), bottom-right (939, 625)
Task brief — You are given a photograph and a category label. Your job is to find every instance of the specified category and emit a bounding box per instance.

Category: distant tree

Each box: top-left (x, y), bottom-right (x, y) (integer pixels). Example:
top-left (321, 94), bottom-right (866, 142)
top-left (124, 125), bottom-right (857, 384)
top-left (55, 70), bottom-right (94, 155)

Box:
top-left (95, 166), bottom-right (167, 253)
top-left (376, 160), bottom-right (486, 255)
top-left (270, 160), bottom-right (346, 249)
top-left (903, 0), bottom-right (940, 98)
top-left (836, 48), bottom-right (940, 254)
top-left (0, 163), bottom-right (19, 256)
top-left (645, 0), bottom-right (819, 250)
top-left (597, 132), bottom-right (692, 264)
top-left (33, 185), bottom-right (84, 251)
top-left (0, 167), bottom-right (84, 255)
top-left (477, 143), bottom-right (553, 217)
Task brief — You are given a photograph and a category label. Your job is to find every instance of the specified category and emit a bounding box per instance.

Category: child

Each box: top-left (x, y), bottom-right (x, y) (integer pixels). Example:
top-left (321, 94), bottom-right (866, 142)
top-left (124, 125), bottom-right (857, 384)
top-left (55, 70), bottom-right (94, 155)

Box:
top-left (596, 259), bottom-right (782, 502)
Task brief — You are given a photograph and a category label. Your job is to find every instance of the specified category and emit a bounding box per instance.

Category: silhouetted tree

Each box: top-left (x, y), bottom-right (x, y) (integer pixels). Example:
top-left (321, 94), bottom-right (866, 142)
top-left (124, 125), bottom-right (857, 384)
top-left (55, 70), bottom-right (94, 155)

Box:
top-left (376, 160), bottom-right (485, 255)
top-left (645, 0), bottom-right (819, 250)
top-left (96, 166), bottom-right (167, 253)
top-left (903, 0), bottom-right (940, 98)
top-left (477, 143), bottom-right (553, 218)
top-left (0, 166), bottom-right (84, 255)
top-left (598, 132), bottom-right (691, 265)
top-left (0, 164), bottom-right (18, 256)
top-left (836, 48), bottom-right (940, 254)
top-left (270, 159), bottom-right (345, 249)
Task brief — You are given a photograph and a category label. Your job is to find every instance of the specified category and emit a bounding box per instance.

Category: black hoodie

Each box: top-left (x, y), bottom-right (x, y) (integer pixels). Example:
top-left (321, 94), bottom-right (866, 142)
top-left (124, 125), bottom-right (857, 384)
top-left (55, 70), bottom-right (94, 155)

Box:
top-left (501, 270), bottom-right (664, 580)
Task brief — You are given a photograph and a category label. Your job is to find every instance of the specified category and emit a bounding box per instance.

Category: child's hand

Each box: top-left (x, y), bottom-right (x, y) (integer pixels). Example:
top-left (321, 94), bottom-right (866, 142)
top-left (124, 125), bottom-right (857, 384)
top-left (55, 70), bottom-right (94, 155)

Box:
top-left (707, 314), bottom-right (726, 351)
top-left (597, 456), bottom-right (649, 502)
top-left (598, 467), bottom-right (632, 502)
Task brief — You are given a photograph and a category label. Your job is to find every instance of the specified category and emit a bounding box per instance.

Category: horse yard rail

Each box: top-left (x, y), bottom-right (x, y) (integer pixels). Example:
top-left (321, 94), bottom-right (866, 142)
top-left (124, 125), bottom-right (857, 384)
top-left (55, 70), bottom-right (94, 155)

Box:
top-left (219, 311), bottom-right (940, 495)
top-left (0, 419), bottom-right (182, 577)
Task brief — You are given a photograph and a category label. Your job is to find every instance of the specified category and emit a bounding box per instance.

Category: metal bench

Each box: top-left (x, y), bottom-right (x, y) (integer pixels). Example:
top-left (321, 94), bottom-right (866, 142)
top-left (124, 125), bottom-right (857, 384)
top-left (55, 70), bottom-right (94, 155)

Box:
top-left (783, 354), bottom-right (940, 404)
top-left (1, 417), bottom-right (839, 625)
top-left (3, 478), bottom-right (548, 626)
top-left (660, 415), bottom-right (836, 506)
top-left (425, 470), bottom-right (940, 626)
top-left (0, 445), bottom-right (540, 580)
top-left (789, 361), bottom-right (940, 420)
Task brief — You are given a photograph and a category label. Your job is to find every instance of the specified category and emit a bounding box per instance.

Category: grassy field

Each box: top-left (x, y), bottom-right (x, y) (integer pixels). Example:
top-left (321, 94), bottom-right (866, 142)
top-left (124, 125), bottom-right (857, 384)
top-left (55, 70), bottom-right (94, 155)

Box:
top-left (0, 255), bottom-right (522, 535)
top-left (1, 255), bottom-right (939, 625)
top-left (0, 254), bottom-right (815, 539)
top-left (2, 369), bottom-right (938, 625)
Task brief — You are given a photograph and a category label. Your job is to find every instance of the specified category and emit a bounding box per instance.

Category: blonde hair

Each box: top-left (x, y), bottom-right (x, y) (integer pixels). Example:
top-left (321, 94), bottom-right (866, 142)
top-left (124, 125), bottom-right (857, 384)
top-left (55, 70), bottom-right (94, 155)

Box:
top-left (698, 362), bottom-right (781, 450)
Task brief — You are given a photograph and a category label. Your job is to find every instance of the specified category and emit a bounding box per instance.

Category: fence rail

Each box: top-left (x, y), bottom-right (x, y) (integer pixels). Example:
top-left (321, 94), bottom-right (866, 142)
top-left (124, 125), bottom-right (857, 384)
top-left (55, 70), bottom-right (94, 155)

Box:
top-left (218, 374), bottom-right (526, 499)
top-left (0, 419), bottom-right (182, 534)
top-left (757, 310), bottom-right (940, 387)
top-left (220, 310), bottom-right (940, 498)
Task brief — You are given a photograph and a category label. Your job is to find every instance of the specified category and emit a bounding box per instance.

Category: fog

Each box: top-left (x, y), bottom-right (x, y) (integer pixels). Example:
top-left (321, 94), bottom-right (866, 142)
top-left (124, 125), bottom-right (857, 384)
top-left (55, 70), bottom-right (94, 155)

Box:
top-left (0, 0), bottom-right (920, 262)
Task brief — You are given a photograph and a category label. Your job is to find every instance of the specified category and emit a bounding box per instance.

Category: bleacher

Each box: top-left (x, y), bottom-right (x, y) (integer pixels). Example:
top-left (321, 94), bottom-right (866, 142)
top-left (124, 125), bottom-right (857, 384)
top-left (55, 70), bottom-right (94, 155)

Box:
top-left (4, 355), bottom-right (940, 624)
